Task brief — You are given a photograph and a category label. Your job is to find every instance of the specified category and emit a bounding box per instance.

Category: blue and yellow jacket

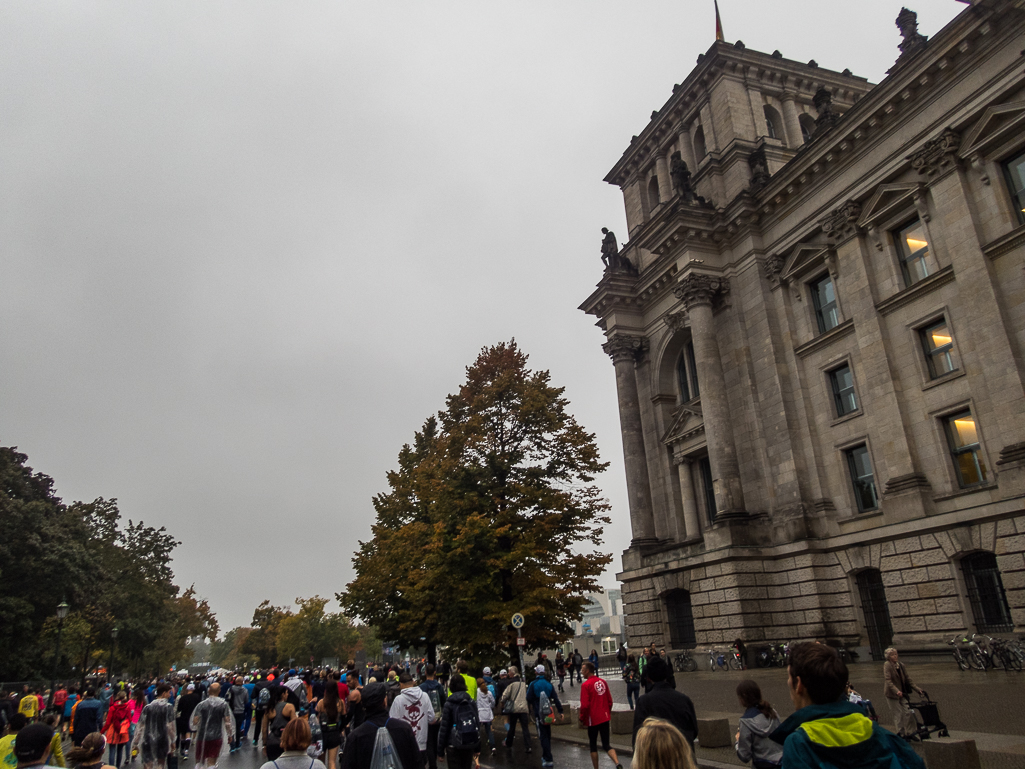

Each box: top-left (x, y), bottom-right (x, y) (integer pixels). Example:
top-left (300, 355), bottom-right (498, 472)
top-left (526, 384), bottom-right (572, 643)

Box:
top-left (770, 701), bottom-right (924, 769)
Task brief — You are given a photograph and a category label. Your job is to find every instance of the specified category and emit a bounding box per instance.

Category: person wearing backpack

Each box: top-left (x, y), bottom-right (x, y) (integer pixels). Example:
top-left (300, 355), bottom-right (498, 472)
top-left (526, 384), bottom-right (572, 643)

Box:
top-left (340, 683), bottom-right (419, 769)
top-left (526, 665), bottom-right (564, 769)
top-left (571, 651), bottom-right (584, 685)
top-left (389, 673), bottom-right (436, 767)
top-left (475, 677), bottom-right (496, 757)
top-left (419, 664), bottom-right (447, 769)
top-left (261, 686), bottom-right (296, 761)
top-left (622, 656), bottom-right (641, 711)
top-left (498, 666), bottom-right (531, 754)
top-left (251, 674), bottom-right (272, 748)
top-left (436, 675), bottom-right (479, 769)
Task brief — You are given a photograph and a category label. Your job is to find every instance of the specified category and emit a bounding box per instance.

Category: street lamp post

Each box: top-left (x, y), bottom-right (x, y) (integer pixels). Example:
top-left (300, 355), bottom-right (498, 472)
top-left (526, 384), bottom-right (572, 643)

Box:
top-left (109, 626), bottom-right (119, 683)
top-left (47, 601), bottom-right (70, 707)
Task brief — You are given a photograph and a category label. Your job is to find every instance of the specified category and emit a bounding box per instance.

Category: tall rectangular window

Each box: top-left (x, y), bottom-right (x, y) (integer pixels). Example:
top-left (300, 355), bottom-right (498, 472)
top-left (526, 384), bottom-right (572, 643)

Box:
top-left (845, 445), bottom-right (878, 512)
top-left (830, 365), bottom-right (858, 417)
top-left (676, 341), bottom-right (699, 402)
top-left (810, 274), bottom-right (839, 333)
top-left (894, 219), bottom-right (932, 286)
top-left (685, 342), bottom-right (699, 398)
top-left (1004, 150), bottom-right (1025, 225)
top-left (921, 320), bottom-right (958, 378)
top-left (945, 411), bottom-right (988, 488)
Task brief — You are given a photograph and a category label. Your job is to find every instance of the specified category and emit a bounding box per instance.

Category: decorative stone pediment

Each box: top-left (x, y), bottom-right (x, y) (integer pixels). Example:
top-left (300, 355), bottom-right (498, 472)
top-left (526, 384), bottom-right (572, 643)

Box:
top-left (779, 242), bottom-right (830, 285)
top-left (856, 183), bottom-right (926, 230)
top-left (959, 101), bottom-right (1025, 161)
top-left (661, 405), bottom-right (704, 446)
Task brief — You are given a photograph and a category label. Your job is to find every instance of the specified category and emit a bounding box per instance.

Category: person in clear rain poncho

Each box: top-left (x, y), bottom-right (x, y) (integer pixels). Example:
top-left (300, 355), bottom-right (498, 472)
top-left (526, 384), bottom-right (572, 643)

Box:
top-left (131, 683), bottom-right (176, 769)
top-left (190, 682), bottom-right (235, 769)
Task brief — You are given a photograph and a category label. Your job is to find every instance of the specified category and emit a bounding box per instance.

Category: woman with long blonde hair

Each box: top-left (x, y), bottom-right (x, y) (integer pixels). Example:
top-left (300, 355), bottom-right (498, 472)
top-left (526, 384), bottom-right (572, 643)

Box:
top-left (633, 718), bottom-right (697, 769)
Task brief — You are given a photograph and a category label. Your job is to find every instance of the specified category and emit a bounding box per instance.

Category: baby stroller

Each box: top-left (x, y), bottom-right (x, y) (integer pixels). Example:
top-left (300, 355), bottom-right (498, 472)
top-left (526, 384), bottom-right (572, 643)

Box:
top-left (904, 691), bottom-right (949, 740)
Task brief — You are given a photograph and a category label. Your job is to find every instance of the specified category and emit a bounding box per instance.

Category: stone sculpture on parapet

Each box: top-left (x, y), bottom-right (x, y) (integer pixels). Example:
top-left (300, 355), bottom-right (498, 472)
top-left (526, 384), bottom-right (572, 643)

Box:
top-left (670, 152), bottom-right (712, 206)
top-left (600, 227), bottom-right (636, 275)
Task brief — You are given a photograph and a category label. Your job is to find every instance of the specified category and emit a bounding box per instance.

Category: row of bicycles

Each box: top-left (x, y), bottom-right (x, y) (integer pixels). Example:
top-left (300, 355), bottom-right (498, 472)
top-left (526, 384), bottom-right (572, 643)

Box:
top-left (671, 646), bottom-right (748, 672)
top-left (948, 634), bottom-right (1025, 671)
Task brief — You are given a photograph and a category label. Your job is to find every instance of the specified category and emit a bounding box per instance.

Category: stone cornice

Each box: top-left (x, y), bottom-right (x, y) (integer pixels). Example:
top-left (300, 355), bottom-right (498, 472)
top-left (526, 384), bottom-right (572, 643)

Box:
top-left (874, 265), bottom-right (955, 316)
top-left (982, 224), bottom-right (1025, 260)
top-left (793, 318), bottom-right (856, 359)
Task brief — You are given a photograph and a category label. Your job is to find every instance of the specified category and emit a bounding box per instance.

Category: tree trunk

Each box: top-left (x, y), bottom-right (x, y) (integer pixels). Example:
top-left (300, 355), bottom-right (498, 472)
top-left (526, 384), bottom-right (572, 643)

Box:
top-left (427, 642), bottom-right (437, 665)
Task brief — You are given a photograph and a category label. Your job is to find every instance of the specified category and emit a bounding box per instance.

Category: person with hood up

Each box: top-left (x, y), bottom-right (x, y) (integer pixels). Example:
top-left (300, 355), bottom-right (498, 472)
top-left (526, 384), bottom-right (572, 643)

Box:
top-left (769, 643), bottom-right (924, 769)
top-left (188, 683), bottom-right (233, 769)
top-left (631, 657), bottom-right (696, 753)
top-left (101, 691), bottom-right (132, 767)
top-left (174, 683), bottom-right (201, 759)
top-left (475, 677), bottom-right (496, 756)
top-left (132, 684), bottom-right (176, 769)
top-left (436, 675), bottom-right (479, 769)
top-left (526, 665), bottom-right (564, 768)
top-left (389, 673), bottom-right (436, 766)
top-left (339, 683), bottom-right (419, 769)
top-left (733, 680), bottom-right (782, 769)
top-left (224, 676), bottom-right (250, 753)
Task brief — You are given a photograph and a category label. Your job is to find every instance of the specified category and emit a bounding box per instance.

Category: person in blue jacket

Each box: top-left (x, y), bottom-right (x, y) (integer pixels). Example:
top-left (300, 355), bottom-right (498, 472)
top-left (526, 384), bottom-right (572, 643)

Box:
top-left (526, 665), bottom-right (565, 769)
top-left (770, 643), bottom-right (924, 769)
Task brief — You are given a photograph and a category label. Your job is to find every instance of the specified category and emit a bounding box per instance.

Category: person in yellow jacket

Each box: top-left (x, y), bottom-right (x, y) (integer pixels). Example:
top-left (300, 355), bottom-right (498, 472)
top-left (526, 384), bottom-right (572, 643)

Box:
top-left (18, 689), bottom-right (39, 722)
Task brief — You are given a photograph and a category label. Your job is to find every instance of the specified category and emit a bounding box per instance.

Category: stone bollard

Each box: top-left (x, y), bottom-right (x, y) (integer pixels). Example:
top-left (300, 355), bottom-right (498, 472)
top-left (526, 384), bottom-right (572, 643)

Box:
top-left (695, 717), bottom-right (732, 748)
top-left (922, 739), bottom-right (981, 769)
top-left (610, 710), bottom-right (633, 735)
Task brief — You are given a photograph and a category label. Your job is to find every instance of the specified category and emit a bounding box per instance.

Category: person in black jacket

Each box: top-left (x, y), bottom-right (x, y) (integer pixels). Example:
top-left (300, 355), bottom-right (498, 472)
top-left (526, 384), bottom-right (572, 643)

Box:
top-left (436, 675), bottom-right (479, 769)
top-left (631, 658), bottom-right (698, 753)
top-left (340, 683), bottom-right (419, 769)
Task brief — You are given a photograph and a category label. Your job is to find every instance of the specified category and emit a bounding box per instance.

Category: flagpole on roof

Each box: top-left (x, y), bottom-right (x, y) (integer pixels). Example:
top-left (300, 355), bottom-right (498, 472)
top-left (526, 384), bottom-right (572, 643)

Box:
top-left (714, 0), bottom-right (725, 41)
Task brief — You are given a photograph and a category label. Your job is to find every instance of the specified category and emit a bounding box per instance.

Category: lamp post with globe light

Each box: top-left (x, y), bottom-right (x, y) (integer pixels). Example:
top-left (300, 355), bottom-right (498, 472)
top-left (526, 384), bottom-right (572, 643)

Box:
top-left (47, 600), bottom-right (70, 707)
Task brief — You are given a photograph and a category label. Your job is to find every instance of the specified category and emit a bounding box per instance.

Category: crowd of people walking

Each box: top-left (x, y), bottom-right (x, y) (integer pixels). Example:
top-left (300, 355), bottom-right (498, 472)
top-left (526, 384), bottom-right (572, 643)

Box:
top-left (0, 641), bottom-right (934, 769)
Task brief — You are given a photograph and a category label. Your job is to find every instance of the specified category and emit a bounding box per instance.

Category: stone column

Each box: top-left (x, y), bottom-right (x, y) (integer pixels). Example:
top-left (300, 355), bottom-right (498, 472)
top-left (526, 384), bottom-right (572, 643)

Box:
top-left (699, 103), bottom-right (718, 152)
top-left (780, 92), bottom-right (804, 148)
top-left (748, 88), bottom-right (769, 139)
top-left (655, 153), bottom-right (673, 203)
top-left (602, 335), bottom-right (657, 543)
top-left (677, 124), bottom-right (696, 170)
top-left (674, 275), bottom-right (747, 518)
top-left (675, 457), bottom-right (701, 540)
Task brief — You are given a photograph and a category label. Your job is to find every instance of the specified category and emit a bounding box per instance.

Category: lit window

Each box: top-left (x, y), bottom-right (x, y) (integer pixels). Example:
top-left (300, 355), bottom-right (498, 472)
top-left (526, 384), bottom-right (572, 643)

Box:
top-left (810, 274), bottom-right (839, 333)
top-left (830, 365), bottom-right (858, 417)
top-left (921, 320), bottom-right (958, 378)
top-left (894, 219), bottom-right (932, 286)
top-left (1004, 151), bottom-right (1025, 225)
top-left (945, 411), bottom-right (988, 488)
top-left (845, 445), bottom-right (878, 512)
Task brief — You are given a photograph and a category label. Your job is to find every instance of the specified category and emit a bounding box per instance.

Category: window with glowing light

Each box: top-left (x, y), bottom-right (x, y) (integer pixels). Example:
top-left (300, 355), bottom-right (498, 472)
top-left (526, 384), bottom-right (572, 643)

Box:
top-left (920, 320), bottom-right (958, 379)
top-left (1004, 151), bottom-right (1025, 225)
top-left (945, 411), bottom-right (988, 488)
top-left (894, 219), bottom-right (933, 286)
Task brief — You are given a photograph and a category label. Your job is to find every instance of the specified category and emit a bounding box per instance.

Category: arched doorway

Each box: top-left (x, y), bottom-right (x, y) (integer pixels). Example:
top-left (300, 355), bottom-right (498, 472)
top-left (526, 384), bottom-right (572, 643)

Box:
top-left (665, 590), bottom-right (696, 648)
top-left (856, 569), bottom-right (893, 660)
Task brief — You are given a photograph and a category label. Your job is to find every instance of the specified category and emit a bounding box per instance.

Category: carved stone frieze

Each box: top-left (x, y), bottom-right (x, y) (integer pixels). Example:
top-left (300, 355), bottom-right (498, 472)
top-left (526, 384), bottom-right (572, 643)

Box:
top-left (820, 200), bottom-right (863, 242)
top-left (664, 310), bottom-right (689, 332)
top-left (909, 128), bottom-right (961, 177)
top-left (673, 274), bottom-right (730, 310)
top-left (602, 334), bottom-right (649, 365)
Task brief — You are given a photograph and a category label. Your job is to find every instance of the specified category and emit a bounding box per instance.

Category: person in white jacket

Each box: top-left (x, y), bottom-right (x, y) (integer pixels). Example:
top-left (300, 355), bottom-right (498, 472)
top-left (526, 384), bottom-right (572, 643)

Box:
top-left (476, 677), bottom-right (496, 755)
top-left (389, 673), bottom-right (436, 766)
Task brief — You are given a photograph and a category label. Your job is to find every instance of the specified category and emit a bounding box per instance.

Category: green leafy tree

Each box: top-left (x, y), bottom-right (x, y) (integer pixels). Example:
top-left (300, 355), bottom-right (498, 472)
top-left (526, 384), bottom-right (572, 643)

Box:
top-left (275, 597), bottom-right (360, 666)
top-left (209, 627), bottom-right (258, 670)
top-left (240, 601), bottom-right (292, 668)
top-left (341, 341), bottom-right (612, 665)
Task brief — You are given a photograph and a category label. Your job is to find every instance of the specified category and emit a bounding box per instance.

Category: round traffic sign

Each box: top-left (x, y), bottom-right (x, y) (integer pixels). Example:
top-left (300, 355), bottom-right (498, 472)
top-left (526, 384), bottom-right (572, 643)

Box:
top-left (511, 613), bottom-right (525, 629)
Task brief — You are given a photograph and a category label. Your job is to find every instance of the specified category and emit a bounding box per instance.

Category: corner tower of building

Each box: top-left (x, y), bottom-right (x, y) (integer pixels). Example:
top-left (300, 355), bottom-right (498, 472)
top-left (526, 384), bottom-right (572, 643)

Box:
top-left (582, 1), bottom-right (1025, 659)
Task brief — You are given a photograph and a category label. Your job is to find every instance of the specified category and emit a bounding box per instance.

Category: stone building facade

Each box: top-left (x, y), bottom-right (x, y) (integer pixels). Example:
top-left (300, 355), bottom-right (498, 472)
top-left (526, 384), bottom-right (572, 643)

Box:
top-left (580, 0), bottom-right (1025, 659)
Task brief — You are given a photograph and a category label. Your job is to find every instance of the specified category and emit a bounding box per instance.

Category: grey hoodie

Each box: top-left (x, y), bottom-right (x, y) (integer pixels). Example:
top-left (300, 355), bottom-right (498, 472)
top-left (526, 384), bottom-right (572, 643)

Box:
top-left (736, 707), bottom-right (783, 767)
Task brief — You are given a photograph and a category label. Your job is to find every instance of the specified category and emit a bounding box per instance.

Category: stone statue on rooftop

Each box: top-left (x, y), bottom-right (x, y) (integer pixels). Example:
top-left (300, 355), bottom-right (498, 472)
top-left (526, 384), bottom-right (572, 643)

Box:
top-left (601, 228), bottom-right (636, 274)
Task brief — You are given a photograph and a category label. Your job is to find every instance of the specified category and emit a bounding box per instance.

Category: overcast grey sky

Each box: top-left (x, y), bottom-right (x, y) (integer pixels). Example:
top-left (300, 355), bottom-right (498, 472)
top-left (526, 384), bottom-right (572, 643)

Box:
top-left (1, 1), bottom-right (963, 635)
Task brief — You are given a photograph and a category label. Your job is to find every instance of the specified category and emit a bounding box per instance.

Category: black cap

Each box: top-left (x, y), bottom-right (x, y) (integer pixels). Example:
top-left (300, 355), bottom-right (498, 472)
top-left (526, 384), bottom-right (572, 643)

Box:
top-left (361, 682), bottom-right (388, 710)
top-left (14, 723), bottom-right (54, 763)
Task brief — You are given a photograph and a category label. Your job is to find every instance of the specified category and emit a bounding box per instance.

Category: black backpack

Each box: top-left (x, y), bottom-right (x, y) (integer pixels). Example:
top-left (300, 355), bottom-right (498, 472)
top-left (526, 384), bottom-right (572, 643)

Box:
top-left (452, 698), bottom-right (480, 748)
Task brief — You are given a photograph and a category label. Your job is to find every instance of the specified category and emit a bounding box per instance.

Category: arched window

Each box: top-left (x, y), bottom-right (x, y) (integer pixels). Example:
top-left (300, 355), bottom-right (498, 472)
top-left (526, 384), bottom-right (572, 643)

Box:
top-left (856, 569), bottom-right (893, 660)
top-left (763, 105), bottom-right (784, 143)
top-left (693, 126), bottom-right (707, 160)
top-left (648, 175), bottom-right (661, 208)
top-left (962, 552), bottom-right (1013, 633)
top-left (676, 342), bottom-right (698, 403)
top-left (799, 113), bottom-right (816, 143)
top-left (665, 590), bottom-right (696, 647)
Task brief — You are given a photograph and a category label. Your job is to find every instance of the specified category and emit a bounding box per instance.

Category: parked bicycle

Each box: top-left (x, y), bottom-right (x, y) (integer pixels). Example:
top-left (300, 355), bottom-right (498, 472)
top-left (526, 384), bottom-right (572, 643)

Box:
top-left (706, 648), bottom-right (730, 671)
top-left (673, 650), bottom-right (698, 673)
top-left (948, 636), bottom-right (985, 671)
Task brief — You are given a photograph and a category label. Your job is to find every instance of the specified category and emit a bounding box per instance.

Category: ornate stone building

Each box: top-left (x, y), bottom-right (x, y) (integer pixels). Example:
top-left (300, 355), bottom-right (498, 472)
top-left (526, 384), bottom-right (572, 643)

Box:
top-left (581, 1), bottom-right (1025, 659)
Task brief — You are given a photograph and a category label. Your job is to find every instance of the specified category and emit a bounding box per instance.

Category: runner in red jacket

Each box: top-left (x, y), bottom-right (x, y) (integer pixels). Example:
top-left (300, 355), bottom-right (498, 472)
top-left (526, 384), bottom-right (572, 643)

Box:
top-left (578, 662), bottom-right (621, 769)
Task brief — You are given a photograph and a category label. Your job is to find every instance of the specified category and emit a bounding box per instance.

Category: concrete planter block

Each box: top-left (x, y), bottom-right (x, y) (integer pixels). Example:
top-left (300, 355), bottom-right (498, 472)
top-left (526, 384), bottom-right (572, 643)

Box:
top-left (610, 710), bottom-right (634, 735)
top-left (922, 739), bottom-right (981, 769)
top-left (695, 717), bottom-right (732, 749)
